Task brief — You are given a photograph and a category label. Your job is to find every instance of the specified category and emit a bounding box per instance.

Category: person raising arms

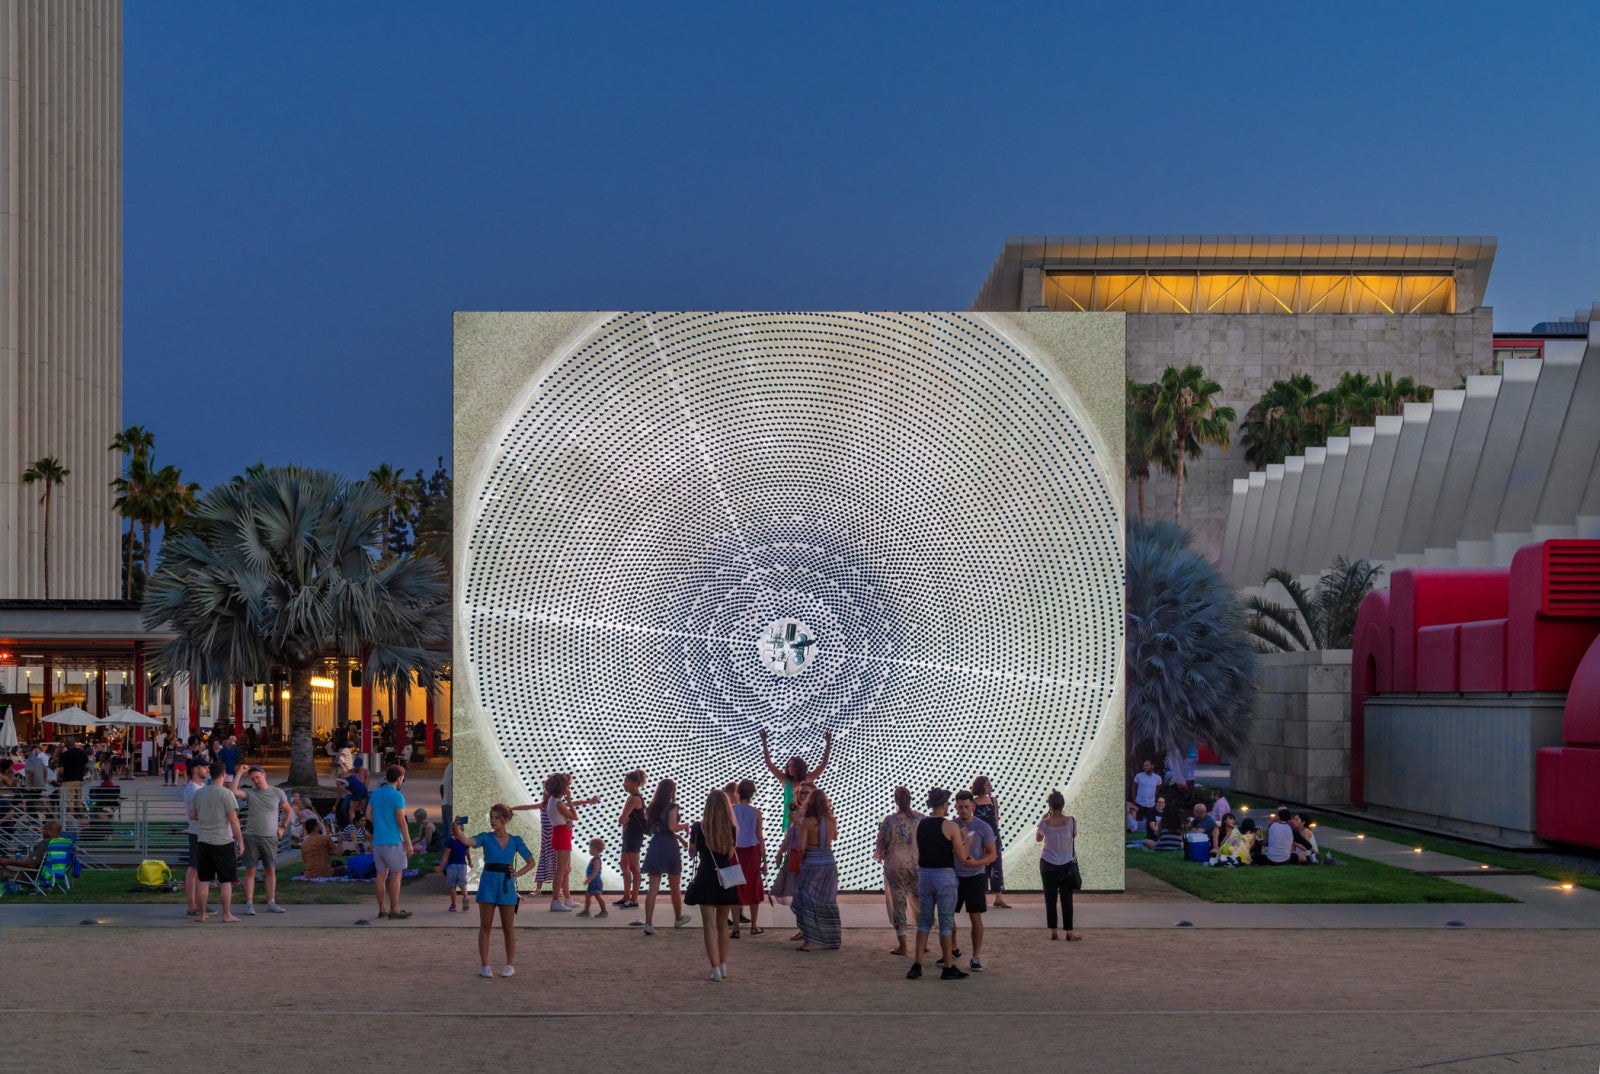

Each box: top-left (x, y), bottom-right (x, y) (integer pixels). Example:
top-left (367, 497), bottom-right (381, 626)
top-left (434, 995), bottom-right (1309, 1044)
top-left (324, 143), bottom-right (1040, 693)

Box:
top-left (758, 727), bottom-right (832, 834)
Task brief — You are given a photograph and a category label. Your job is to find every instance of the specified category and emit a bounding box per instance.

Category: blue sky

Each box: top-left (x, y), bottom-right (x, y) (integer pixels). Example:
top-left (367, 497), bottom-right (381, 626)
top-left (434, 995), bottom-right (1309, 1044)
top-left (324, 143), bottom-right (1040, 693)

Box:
top-left (124, 2), bottom-right (1600, 490)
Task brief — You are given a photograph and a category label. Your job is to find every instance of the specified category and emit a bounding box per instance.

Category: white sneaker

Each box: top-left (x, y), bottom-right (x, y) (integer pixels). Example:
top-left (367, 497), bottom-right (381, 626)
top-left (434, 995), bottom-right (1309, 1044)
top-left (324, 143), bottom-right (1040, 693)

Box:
top-left (718, 962), bottom-right (728, 978)
top-left (675, 914), bottom-right (693, 928)
top-left (501, 964), bottom-right (516, 978)
top-left (240, 904), bottom-right (256, 916)
top-left (642, 924), bottom-right (655, 936)
top-left (708, 966), bottom-right (723, 982)
top-left (266, 903), bottom-right (286, 914)
top-left (479, 966), bottom-right (493, 978)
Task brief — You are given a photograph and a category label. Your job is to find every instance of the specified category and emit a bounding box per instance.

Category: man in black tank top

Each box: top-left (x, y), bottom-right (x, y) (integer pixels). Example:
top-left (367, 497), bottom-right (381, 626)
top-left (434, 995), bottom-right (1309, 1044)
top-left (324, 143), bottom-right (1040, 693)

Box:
top-left (908, 788), bottom-right (970, 980)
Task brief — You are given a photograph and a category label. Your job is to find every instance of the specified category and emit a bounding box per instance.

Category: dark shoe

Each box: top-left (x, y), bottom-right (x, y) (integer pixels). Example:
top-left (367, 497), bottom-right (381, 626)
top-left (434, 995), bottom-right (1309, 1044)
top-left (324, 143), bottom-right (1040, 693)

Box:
top-left (389, 909), bottom-right (413, 920)
top-left (940, 965), bottom-right (970, 980)
top-left (952, 948), bottom-right (962, 959)
top-left (906, 962), bottom-right (923, 980)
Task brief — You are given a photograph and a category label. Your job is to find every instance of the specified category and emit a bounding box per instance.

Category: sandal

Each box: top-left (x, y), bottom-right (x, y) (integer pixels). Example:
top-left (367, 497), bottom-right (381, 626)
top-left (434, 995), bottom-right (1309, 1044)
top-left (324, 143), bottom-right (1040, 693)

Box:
top-left (730, 929), bottom-right (741, 939)
top-left (749, 926), bottom-right (764, 935)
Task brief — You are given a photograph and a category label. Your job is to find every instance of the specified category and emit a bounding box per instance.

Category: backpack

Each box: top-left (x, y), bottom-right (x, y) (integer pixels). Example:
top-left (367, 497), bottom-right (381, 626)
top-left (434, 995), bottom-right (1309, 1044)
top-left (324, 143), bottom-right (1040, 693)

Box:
top-left (136, 859), bottom-right (173, 890)
top-left (346, 853), bottom-right (376, 880)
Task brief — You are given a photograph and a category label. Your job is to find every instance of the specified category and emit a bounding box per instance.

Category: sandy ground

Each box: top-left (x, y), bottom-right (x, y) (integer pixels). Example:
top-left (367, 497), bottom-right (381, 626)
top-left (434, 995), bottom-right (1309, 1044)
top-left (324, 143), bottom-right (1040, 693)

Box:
top-left (3, 925), bottom-right (1598, 1073)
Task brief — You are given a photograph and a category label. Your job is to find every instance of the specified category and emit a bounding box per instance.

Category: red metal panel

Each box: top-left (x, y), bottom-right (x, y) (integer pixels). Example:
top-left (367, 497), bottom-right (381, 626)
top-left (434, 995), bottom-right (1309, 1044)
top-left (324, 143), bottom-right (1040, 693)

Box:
top-left (1507, 541), bottom-right (1600, 691)
top-left (1415, 625), bottom-right (1461, 692)
top-left (1562, 634), bottom-right (1600, 747)
top-left (1389, 568), bottom-right (1510, 692)
top-left (1536, 746), bottom-right (1600, 848)
top-left (1457, 619), bottom-right (1508, 692)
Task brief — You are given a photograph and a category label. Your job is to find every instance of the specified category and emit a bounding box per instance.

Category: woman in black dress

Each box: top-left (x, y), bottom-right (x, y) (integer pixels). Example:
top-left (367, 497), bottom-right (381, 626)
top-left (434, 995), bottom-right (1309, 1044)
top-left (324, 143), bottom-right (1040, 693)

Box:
top-left (684, 789), bottom-right (742, 981)
top-left (971, 776), bottom-right (1011, 909)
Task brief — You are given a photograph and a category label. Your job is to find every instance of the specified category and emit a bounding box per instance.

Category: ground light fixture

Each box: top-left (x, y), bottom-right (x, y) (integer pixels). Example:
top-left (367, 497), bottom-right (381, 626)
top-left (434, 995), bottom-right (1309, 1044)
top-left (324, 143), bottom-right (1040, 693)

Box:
top-left (1413, 847), bottom-right (1424, 854)
top-left (1355, 833), bottom-right (1365, 840)
top-left (1561, 882), bottom-right (1576, 891)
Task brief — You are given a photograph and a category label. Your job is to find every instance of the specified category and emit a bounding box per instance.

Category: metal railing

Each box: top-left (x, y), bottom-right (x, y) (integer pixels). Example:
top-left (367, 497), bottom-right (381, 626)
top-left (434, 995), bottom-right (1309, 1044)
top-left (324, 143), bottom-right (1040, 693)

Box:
top-left (1, 789), bottom-right (193, 867)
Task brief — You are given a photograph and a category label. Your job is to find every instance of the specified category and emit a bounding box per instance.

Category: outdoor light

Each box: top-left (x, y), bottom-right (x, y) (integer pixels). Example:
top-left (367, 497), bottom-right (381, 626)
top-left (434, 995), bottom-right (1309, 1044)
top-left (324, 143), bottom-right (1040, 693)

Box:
top-left (1308, 821), bottom-right (1317, 828)
top-left (1561, 883), bottom-right (1575, 891)
top-left (1355, 833), bottom-right (1364, 839)
top-left (280, 690), bottom-right (290, 701)
top-left (1239, 805), bottom-right (1249, 812)
top-left (309, 676), bottom-right (337, 689)
top-left (1413, 847), bottom-right (1423, 854)
top-left (1480, 864), bottom-right (1489, 869)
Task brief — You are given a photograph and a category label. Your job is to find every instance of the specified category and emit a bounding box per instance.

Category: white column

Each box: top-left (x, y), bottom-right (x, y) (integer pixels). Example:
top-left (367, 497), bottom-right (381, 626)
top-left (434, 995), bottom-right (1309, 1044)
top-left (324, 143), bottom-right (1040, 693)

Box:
top-left (1397, 389), bottom-right (1464, 563)
top-left (1371, 403), bottom-right (1432, 562)
top-left (1232, 471), bottom-right (1267, 586)
top-left (1322, 427), bottom-right (1376, 569)
top-left (1425, 375), bottom-right (1502, 563)
top-left (1265, 460), bottom-right (1303, 575)
top-left (1456, 360), bottom-right (1541, 565)
top-left (1304, 437), bottom-right (1351, 575)
top-left (1220, 478), bottom-right (1249, 579)
top-left (1532, 336), bottom-right (1600, 538)
top-left (1349, 415), bottom-right (1405, 559)
top-left (1285, 446), bottom-right (1327, 576)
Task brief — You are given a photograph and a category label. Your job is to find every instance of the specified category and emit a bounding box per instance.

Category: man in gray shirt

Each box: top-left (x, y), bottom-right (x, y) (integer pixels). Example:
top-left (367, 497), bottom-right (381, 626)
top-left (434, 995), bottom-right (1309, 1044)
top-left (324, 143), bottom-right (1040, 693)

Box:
top-left (22, 746), bottom-right (49, 818)
top-left (230, 764), bottom-right (293, 915)
top-left (188, 761), bottom-right (244, 923)
top-left (952, 789), bottom-right (998, 972)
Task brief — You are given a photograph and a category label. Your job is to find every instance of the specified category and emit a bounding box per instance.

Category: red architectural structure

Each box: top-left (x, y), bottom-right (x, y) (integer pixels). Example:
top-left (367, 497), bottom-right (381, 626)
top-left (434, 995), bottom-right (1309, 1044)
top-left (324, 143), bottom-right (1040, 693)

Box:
top-left (1352, 540), bottom-right (1600, 848)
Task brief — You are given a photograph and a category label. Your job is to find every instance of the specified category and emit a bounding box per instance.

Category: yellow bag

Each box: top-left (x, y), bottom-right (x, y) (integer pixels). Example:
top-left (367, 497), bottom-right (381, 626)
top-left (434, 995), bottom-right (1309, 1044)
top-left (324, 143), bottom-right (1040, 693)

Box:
top-left (136, 859), bottom-right (172, 889)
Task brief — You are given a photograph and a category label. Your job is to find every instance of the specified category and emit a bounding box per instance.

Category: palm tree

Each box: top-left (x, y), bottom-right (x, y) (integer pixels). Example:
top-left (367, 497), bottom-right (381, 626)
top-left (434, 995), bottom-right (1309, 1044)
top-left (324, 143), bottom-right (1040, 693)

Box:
top-left (109, 426), bottom-right (156, 599)
top-left (143, 466), bottom-right (448, 788)
top-left (145, 464), bottom-right (201, 577)
top-left (21, 456), bottom-right (70, 599)
top-left (1246, 558), bottom-right (1385, 652)
top-left (367, 462), bottom-right (415, 560)
top-left (1335, 371), bottom-right (1432, 427)
top-left (111, 456), bottom-right (154, 600)
top-left (1239, 375), bottom-right (1342, 468)
top-left (1150, 365), bottom-right (1236, 520)
top-left (1126, 379), bottom-right (1168, 519)
top-left (1126, 520), bottom-right (1257, 763)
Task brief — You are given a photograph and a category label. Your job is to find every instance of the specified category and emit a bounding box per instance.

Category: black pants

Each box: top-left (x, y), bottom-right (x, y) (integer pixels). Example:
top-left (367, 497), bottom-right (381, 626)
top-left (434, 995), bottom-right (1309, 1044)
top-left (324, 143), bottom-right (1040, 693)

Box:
top-left (1040, 860), bottom-right (1075, 931)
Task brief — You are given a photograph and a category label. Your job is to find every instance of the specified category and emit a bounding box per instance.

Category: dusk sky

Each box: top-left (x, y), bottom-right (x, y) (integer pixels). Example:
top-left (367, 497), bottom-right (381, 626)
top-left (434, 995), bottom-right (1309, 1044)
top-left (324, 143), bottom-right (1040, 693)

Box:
top-left (124, 2), bottom-right (1600, 491)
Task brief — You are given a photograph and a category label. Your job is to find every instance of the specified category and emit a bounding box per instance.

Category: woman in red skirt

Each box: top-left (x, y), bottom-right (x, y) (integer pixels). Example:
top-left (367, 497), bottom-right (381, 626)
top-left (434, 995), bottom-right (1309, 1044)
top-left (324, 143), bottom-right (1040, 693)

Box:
top-left (730, 778), bottom-right (766, 936)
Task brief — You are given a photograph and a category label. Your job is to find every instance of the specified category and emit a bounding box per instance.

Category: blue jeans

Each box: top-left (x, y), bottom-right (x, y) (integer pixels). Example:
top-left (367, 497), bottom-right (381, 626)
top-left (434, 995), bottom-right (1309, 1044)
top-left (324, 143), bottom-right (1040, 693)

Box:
top-left (916, 868), bottom-right (957, 936)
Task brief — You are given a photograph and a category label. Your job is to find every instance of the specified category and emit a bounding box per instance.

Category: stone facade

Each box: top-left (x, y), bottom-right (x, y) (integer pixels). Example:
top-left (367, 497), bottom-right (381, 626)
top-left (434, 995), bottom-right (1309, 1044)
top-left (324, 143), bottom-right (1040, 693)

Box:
top-left (1233, 649), bottom-right (1352, 805)
top-left (1127, 312), bottom-right (1494, 563)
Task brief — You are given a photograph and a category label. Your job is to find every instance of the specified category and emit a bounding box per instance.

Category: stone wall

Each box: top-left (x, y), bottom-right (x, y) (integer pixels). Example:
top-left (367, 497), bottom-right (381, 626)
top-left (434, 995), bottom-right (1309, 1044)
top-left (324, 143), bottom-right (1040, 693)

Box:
top-left (1233, 649), bottom-right (1352, 805)
top-left (1126, 311), bottom-right (1493, 562)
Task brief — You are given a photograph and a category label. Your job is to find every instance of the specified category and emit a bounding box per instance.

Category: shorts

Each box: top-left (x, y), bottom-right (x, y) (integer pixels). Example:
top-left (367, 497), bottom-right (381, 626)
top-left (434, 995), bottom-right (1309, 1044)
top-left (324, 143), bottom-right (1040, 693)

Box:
top-left (916, 868), bottom-right (958, 936)
top-left (373, 843), bottom-right (408, 874)
top-left (586, 872), bottom-right (603, 894)
top-left (186, 833), bottom-right (199, 867)
top-left (196, 841), bottom-right (238, 884)
top-left (444, 863), bottom-right (468, 887)
top-left (955, 873), bottom-right (988, 915)
top-left (551, 824), bottom-right (573, 852)
top-left (242, 834), bottom-right (278, 870)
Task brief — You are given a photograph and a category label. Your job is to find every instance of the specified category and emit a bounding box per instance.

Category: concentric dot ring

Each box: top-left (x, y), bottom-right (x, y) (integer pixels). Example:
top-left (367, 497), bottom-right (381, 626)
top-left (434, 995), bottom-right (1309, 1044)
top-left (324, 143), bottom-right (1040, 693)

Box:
top-left (462, 312), bottom-right (1123, 890)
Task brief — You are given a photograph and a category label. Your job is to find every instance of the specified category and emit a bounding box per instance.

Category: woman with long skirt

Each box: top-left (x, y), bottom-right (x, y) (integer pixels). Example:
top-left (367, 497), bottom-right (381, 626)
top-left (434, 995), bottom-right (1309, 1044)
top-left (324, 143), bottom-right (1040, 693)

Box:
top-left (791, 785), bottom-right (841, 951)
top-left (684, 789), bottom-right (741, 981)
top-left (730, 779), bottom-right (765, 937)
top-left (873, 785), bottom-right (921, 956)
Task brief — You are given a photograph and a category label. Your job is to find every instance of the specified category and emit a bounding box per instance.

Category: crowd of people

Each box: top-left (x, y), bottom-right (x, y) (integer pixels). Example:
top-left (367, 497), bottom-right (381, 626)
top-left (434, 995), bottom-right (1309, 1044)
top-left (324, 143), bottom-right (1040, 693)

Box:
top-left (1128, 758), bottom-right (1329, 866)
top-left (443, 729), bottom-right (1082, 983)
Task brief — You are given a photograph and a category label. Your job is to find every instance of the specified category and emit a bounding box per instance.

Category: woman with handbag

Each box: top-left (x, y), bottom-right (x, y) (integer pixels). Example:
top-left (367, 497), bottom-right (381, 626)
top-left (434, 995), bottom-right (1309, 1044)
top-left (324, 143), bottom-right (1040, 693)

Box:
top-left (971, 776), bottom-right (1012, 909)
top-left (791, 786), bottom-right (841, 951)
top-left (685, 789), bottom-right (742, 981)
top-left (1036, 789), bottom-right (1082, 941)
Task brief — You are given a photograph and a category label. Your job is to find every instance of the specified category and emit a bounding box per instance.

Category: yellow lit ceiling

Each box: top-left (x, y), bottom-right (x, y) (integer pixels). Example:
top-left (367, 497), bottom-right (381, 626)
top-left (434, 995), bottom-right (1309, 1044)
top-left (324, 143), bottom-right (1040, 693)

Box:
top-left (1042, 272), bottom-right (1456, 315)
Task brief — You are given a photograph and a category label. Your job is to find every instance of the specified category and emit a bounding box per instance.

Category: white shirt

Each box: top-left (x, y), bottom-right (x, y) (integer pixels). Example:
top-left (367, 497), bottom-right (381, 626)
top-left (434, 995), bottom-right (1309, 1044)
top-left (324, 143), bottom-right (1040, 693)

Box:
top-left (1133, 772), bottom-right (1161, 808)
top-left (1264, 820), bottom-right (1294, 863)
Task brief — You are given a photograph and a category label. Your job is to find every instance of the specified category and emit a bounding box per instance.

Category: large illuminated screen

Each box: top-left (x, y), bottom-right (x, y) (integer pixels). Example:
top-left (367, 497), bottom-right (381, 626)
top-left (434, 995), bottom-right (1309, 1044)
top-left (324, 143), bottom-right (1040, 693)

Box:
top-left (454, 312), bottom-right (1125, 890)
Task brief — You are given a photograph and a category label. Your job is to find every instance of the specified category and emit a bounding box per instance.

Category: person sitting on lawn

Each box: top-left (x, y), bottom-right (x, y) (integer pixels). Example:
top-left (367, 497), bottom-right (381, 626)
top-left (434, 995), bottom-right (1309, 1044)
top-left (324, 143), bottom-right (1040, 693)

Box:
top-left (1142, 797), bottom-right (1184, 852)
top-left (0, 819), bottom-right (57, 883)
top-left (299, 817), bottom-right (344, 879)
top-left (1290, 812), bottom-right (1320, 864)
top-left (1125, 801), bottom-right (1143, 832)
top-left (1187, 802), bottom-right (1217, 842)
top-left (411, 808), bottom-right (437, 852)
top-left (1259, 808), bottom-right (1295, 865)
top-left (1209, 812), bottom-right (1246, 864)
top-left (1209, 788), bottom-right (1231, 825)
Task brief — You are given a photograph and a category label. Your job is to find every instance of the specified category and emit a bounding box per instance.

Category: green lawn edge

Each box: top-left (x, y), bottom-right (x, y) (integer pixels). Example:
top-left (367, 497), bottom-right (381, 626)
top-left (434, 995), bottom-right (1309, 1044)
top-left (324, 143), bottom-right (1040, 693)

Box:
top-left (1231, 796), bottom-right (1600, 894)
top-left (1126, 846), bottom-right (1517, 904)
top-left (0, 853), bottom-right (442, 905)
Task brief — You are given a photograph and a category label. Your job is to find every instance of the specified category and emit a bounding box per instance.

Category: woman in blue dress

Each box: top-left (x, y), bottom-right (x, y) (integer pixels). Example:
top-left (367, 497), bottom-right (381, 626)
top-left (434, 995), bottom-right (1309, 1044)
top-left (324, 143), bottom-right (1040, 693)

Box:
top-left (452, 804), bottom-right (534, 979)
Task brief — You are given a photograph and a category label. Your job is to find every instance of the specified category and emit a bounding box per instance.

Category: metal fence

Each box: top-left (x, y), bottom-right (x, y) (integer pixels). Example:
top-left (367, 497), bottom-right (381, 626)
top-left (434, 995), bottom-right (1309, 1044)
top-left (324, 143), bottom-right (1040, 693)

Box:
top-left (1, 789), bottom-right (194, 867)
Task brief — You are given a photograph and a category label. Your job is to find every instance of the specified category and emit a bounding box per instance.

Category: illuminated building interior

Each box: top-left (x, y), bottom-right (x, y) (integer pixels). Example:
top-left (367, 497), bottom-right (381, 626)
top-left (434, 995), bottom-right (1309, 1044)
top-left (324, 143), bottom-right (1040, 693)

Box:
top-left (1042, 271), bottom-right (1455, 314)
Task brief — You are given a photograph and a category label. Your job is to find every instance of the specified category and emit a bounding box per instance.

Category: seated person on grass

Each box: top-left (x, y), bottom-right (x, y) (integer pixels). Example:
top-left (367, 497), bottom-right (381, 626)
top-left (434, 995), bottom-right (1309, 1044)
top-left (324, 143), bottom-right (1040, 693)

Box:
top-left (0, 819), bottom-right (58, 881)
top-left (298, 817), bottom-right (344, 879)
top-left (411, 808), bottom-right (437, 852)
top-left (338, 802), bottom-right (369, 855)
top-left (1211, 813), bottom-right (1248, 863)
top-left (1290, 812), bottom-right (1320, 864)
top-left (1258, 808), bottom-right (1295, 865)
top-left (1142, 797), bottom-right (1184, 852)
top-left (1125, 801), bottom-right (1143, 832)
top-left (1188, 802), bottom-right (1216, 841)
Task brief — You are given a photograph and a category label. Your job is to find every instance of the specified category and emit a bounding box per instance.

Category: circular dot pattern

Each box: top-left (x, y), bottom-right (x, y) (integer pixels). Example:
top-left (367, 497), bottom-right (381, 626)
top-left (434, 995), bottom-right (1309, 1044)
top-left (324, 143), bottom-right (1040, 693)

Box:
top-left (463, 312), bottom-right (1124, 890)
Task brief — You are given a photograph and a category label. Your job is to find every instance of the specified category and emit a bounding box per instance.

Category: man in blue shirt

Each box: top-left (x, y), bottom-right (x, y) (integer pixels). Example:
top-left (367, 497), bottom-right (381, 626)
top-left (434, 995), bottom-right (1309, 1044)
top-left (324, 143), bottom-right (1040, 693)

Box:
top-left (368, 765), bottom-right (413, 920)
top-left (217, 736), bottom-right (241, 783)
top-left (951, 789), bottom-right (997, 972)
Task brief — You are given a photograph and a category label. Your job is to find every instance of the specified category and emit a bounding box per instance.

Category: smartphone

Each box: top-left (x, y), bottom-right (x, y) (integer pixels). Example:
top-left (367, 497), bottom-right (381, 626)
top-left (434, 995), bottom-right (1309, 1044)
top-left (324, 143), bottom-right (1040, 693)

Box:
top-left (456, 815), bottom-right (468, 827)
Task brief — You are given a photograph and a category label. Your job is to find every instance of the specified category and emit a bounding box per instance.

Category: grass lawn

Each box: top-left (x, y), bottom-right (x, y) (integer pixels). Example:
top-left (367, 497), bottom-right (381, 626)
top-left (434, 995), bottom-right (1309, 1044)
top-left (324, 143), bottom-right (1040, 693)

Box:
top-left (0, 852), bottom-right (441, 905)
top-left (1230, 796), bottom-right (1600, 894)
top-left (1127, 847), bottom-right (1516, 904)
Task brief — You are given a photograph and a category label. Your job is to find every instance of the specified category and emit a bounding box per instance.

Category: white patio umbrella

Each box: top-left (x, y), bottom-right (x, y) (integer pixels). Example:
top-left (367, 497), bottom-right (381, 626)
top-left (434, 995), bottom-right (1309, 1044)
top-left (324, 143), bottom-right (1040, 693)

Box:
top-left (101, 707), bottom-right (166, 727)
top-left (42, 706), bottom-right (102, 727)
top-left (0, 706), bottom-right (17, 748)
